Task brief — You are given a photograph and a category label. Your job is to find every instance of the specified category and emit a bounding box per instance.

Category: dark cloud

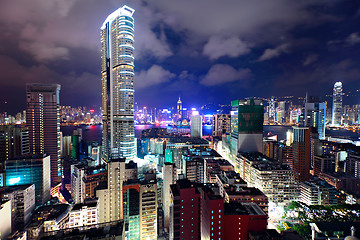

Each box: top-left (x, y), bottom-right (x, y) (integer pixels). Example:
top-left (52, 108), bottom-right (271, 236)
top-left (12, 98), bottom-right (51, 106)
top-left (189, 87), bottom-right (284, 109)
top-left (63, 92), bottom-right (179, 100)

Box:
top-left (135, 65), bottom-right (175, 89)
top-left (201, 64), bottom-right (252, 86)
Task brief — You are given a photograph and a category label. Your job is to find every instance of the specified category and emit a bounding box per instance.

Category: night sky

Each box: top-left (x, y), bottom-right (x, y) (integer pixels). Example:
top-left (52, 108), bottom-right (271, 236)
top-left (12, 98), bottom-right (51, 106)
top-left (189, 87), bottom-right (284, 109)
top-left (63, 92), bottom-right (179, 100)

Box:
top-left (1, 0), bottom-right (360, 114)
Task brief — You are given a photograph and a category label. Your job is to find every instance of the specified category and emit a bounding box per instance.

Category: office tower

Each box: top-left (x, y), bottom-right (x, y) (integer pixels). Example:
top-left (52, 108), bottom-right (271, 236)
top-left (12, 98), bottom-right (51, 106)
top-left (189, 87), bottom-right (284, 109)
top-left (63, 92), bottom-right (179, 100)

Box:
top-left (169, 179), bottom-right (201, 240)
top-left (5, 155), bottom-right (51, 206)
top-left (177, 97), bottom-right (182, 119)
top-left (231, 99), bottom-right (264, 153)
top-left (292, 127), bottom-right (311, 181)
top-left (302, 95), bottom-right (326, 140)
top-left (190, 114), bottom-right (202, 137)
top-left (162, 162), bottom-right (176, 230)
top-left (26, 83), bottom-right (61, 184)
top-left (165, 149), bottom-right (174, 163)
top-left (101, 6), bottom-right (136, 161)
top-left (268, 97), bottom-right (276, 120)
top-left (212, 114), bottom-right (231, 137)
top-left (0, 184), bottom-right (35, 231)
top-left (71, 128), bottom-right (82, 160)
top-left (277, 101), bottom-right (286, 123)
top-left (0, 125), bottom-right (30, 178)
top-left (332, 81), bottom-right (343, 126)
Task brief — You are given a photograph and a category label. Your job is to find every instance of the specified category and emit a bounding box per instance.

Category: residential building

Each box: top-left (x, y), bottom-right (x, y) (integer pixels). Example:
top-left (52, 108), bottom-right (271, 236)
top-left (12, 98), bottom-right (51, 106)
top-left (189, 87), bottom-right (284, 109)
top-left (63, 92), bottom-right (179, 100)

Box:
top-left (212, 114), bottom-right (231, 137)
top-left (68, 200), bottom-right (98, 228)
top-left (250, 162), bottom-right (299, 205)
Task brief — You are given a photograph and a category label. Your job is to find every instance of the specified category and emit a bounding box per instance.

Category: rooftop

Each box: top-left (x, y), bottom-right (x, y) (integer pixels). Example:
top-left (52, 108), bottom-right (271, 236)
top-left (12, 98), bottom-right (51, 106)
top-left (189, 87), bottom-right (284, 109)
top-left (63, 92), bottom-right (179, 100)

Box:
top-left (224, 202), bottom-right (266, 216)
top-left (0, 184), bottom-right (34, 194)
top-left (72, 201), bottom-right (97, 211)
top-left (168, 137), bottom-right (209, 145)
top-left (238, 151), bottom-right (273, 162)
top-left (252, 162), bottom-right (292, 171)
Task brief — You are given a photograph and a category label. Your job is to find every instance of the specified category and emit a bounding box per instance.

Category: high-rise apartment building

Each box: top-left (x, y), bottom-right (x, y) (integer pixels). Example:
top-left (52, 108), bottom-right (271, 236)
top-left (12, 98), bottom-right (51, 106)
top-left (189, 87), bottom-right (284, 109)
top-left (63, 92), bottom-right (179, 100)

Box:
top-left (292, 127), bottom-right (311, 181)
top-left (122, 179), bottom-right (157, 240)
top-left (332, 81), bottom-right (343, 126)
top-left (162, 162), bottom-right (176, 230)
top-left (97, 158), bottom-right (126, 223)
top-left (212, 114), bottom-right (231, 137)
top-left (26, 83), bottom-right (61, 184)
top-left (101, 6), bottom-right (136, 161)
top-left (169, 179), bottom-right (201, 240)
top-left (231, 99), bottom-right (264, 153)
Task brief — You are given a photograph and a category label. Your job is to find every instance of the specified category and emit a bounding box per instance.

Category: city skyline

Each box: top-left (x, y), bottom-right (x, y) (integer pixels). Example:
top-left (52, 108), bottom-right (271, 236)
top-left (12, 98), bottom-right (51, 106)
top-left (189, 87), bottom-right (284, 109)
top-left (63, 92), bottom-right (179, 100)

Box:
top-left (0, 1), bottom-right (360, 113)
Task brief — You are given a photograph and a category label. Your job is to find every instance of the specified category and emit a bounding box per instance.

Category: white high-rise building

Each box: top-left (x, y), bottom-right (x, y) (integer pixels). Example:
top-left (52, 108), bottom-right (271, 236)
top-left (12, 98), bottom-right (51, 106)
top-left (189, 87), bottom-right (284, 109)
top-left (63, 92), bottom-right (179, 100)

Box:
top-left (162, 163), bottom-right (176, 230)
top-left (190, 115), bottom-right (202, 138)
top-left (97, 158), bottom-right (126, 223)
top-left (101, 5), bottom-right (136, 161)
top-left (332, 82), bottom-right (343, 126)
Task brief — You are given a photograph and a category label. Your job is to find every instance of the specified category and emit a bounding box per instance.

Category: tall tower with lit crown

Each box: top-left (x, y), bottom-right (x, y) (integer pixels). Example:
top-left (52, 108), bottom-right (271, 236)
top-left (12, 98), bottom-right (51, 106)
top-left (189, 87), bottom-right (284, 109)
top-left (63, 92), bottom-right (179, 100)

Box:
top-left (332, 82), bottom-right (343, 126)
top-left (101, 5), bottom-right (135, 161)
top-left (177, 97), bottom-right (182, 119)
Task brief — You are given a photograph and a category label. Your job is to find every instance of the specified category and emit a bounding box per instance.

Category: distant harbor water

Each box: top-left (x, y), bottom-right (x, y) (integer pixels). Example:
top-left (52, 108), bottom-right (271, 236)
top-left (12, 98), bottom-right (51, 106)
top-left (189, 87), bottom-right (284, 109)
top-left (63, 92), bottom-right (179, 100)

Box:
top-left (60, 124), bottom-right (360, 143)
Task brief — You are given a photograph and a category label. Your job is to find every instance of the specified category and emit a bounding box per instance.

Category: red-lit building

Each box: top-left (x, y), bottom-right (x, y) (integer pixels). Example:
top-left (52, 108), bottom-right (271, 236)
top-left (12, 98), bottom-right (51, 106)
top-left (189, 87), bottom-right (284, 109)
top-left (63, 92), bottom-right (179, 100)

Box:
top-left (223, 202), bottom-right (267, 240)
top-left (200, 186), bottom-right (224, 240)
top-left (170, 179), bottom-right (201, 240)
top-left (292, 127), bottom-right (311, 181)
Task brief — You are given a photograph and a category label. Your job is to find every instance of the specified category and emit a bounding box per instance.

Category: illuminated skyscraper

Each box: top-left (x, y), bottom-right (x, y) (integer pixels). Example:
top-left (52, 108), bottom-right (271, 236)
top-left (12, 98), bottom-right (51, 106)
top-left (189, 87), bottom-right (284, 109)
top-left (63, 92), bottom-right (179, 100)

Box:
top-left (101, 6), bottom-right (135, 161)
top-left (292, 127), bottom-right (311, 182)
top-left (332, 82), bottom-right (343, 126)
top-left (177, 97), bottom-right (182, 118)
top-left (303, 96), bottom-right (326, 140)
top-left (26, 83), bottom-right (61, 184)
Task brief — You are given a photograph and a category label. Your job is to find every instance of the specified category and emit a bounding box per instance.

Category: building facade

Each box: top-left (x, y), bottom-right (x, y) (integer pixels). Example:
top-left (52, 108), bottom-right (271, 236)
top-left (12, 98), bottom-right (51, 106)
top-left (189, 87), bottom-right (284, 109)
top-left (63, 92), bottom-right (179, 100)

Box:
top-left (26, 83), bottom-right (61, 184)
top-left (5, 155), bottom-right (51, 206)
top-left (212, 114), bottom-right (231, 137)
top-left (231, 99), bottom-right (264, 153)
top-left (292, 126), bottom-right (311, 181)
